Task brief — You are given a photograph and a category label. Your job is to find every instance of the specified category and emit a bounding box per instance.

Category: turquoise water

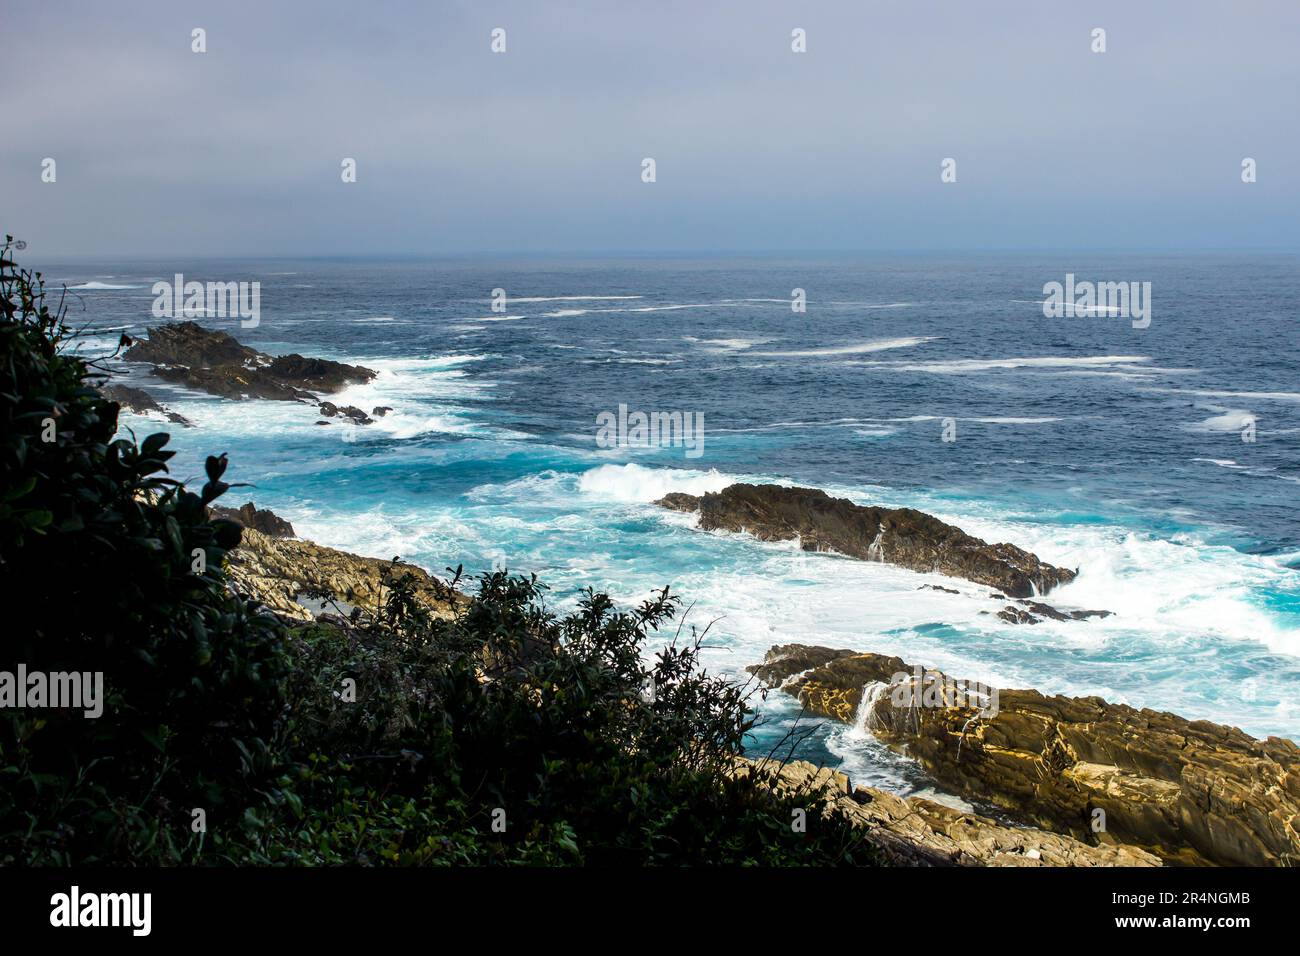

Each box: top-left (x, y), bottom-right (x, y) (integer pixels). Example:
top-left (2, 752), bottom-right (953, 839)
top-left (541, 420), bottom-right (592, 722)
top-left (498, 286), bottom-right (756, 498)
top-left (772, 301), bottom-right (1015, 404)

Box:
top-left (48, 253), bottom-right (1300, 797)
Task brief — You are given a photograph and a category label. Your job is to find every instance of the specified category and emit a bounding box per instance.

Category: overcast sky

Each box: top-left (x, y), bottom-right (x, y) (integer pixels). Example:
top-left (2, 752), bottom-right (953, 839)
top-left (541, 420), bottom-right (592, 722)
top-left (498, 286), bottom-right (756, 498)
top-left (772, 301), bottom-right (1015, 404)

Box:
top-left (2, 0), bottom-right (1297, 257)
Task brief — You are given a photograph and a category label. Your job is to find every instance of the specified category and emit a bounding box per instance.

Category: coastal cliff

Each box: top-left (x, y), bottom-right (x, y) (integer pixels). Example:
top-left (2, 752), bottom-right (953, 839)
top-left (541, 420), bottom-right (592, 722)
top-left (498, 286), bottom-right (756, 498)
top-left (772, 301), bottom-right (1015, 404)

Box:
top-left (750, 644), bottom-right (1300, 866)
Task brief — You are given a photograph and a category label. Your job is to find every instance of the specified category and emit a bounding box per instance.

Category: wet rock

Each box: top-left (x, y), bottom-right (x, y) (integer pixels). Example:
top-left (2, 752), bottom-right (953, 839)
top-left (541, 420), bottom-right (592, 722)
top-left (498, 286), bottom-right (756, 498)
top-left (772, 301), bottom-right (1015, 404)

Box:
top-left (372, 406), bottom-right (392, 417)
top-left (749, 644), bottom-right (1300, 866)
top-left (99, 383), bottom-right (192, 427)
top-left (998, 600), bottom-right (1114, 625)
top-left (658, 483), bottom-right (1076, 598)
top-left (123, 322), bottom-right (375, 402)
top-left (920, 584), bottom-right (961, 594)
top-left (318, 401), bottom-right (373, 425)
top-left (998, 605), bottom-right (1040, 625)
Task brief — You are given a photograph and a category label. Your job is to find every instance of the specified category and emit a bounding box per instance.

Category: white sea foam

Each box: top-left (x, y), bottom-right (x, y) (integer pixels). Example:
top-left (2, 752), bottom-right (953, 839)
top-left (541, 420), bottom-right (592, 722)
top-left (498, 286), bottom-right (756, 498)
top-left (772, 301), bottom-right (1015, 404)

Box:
top-left (856, 355), bottom-right (1153, 374)
top-left (505, 295), bottom-right (643, 303)
top-left (751, 336), bottom-right (937, 358)
top-left (1144, 388), bottom-right (1300, 403)
top-left (1185, 406), bottom-right (1255, 433)
top-left (576, 462), bottom-right (735, 503)
top-left (68, 281), bottom-right (141, 290)
top-left (687, 337), bottom-right (774, 351)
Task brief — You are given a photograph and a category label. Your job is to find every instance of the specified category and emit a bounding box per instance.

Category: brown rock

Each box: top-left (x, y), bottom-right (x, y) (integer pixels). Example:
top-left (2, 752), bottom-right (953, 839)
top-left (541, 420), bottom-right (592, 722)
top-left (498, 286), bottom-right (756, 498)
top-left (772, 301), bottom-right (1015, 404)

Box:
top-left (658, 483), bottom-right (1076, 598)
top-left (749, 644), bottom-right (1300, 866)
top-left (224, 527), bottom-right (463, 623)
top-left (733, 758), bottom-right (1159, 867)
top-left (210, 501), bottom-right (296, 538)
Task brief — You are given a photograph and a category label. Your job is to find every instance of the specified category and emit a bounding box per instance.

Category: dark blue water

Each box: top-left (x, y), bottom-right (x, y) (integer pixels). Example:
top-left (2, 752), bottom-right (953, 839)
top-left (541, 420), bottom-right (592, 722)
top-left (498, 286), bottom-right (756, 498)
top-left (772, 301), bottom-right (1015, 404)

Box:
top-left (44, 253), bottom-right (1300, 796)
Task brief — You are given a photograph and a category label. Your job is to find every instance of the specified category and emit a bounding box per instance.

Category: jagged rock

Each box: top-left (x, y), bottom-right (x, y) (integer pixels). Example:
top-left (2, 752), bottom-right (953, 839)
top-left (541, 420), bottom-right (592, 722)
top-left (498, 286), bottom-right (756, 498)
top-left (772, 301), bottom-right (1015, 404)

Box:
top-left (658, 483), bottom-right (1077, 598)
top-left (123, 322), bottom-right (375, 402)
top-left (224, 526), bottom-right (463, 623)
top-left (732, 758), bottom-right (1158, 867)
top-left (372, 406), bottom-right (392, 417)
top-left (919, 584), bottom-right (960, 594)
top-left (998, 605), bottom-right (1040, 625)
top-left (210, 501), bottom-right (296, 538)
top-left (749, 644), bottom-right (1300, 866)
top-left (99, 383), bottom-right (192, 427)
top-left (998, 599), bottom-right (1114, 625)
top-left (318, 401), bottom-right (373, 425)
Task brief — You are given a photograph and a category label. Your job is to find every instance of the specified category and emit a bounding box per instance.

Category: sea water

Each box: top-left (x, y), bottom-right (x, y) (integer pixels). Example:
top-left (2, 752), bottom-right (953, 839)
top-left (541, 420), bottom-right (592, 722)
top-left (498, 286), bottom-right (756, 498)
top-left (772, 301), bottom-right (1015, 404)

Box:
top-left (47, 252), bottom-right (1300, 798)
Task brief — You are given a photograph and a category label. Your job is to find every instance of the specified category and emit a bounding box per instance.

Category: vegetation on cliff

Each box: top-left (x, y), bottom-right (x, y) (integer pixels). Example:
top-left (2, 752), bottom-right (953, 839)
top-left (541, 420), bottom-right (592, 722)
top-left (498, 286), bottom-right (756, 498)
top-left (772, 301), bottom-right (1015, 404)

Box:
top-left (0, 240), bottom-right (873, 866)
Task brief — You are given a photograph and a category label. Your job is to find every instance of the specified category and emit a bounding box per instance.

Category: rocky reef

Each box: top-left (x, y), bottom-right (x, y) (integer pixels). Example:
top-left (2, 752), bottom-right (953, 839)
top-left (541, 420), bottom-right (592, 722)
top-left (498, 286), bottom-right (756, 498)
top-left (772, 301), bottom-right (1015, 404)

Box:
top-left (123, 322), bottom-right (375, 403)
top-left (749, 644), bottom-right (1300, 866)
top-left (735, 758), bottom-right (1158, 866)
top-left (99, 383), bottom-right (192, 427)
top-left (659, 483), bottom-right (1077, 598)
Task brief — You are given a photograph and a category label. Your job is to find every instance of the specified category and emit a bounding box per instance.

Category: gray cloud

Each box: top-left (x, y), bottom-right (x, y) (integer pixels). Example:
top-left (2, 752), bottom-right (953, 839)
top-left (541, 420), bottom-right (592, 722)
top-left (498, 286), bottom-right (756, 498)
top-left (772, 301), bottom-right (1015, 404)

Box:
top-left (2, 0), bottom-right (1297, 256)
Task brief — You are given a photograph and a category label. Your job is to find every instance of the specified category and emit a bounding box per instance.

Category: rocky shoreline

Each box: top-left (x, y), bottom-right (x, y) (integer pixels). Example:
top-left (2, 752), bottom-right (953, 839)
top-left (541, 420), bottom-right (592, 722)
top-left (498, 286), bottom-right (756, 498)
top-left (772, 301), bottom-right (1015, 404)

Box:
top-left (735, 758), bottom-right (1158, 866)
top-left (749, 644), bottom-right (1300, 866)
top-left (214, 504), bottom-right (462, 623)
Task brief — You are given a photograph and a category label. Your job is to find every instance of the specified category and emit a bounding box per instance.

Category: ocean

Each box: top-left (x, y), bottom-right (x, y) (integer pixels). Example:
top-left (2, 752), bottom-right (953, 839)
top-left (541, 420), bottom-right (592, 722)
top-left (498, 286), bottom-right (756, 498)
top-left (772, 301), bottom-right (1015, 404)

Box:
top-left (48, 252), bottom-right (1300, 802)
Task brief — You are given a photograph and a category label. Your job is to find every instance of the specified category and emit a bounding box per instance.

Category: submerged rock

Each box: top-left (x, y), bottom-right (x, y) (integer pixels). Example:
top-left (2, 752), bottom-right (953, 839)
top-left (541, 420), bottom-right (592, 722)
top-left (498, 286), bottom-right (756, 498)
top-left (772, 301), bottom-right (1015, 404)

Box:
top-left (658, 483), bottom-right (1076, 598)
top-left (749, 644), bottom-right (1300, 866)
top-left (123, 322), bottom-right (375, 402)
top-left (999, 599), bottom-right (1114, 625)
top-left (318, 401), bottom-right (374, 425)
top-left (99, 383), bottom-right (192, 427)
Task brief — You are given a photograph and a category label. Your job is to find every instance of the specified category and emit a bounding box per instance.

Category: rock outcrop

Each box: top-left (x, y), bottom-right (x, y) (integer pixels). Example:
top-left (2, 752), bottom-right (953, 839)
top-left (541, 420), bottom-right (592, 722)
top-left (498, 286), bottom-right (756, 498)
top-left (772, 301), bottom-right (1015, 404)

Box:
top-left (123, 322), bottom-right (375, 402)
top-left (995, 599), bottom-right (1112, 625)
top-left (225, 526), bottom-right (462, 623)
top-left (749, 644), bottom-right (1300, 866)
top-left (318, 401), bottom-right (374, 425)
top-left (735, 758), bottom-right (1158, 866)
top-left (659, 483), bottom-right (1075, 598)
top-left (99, 383), bottom-right (192, 427)
top-left (210, 501), bottom-right (296, 538)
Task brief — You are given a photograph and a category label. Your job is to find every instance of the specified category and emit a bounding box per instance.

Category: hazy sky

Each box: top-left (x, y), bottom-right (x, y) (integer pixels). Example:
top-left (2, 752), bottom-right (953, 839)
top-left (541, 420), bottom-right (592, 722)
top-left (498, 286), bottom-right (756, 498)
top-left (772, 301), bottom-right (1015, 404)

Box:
top-left (3, 0), bottom-right (1297, 257)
